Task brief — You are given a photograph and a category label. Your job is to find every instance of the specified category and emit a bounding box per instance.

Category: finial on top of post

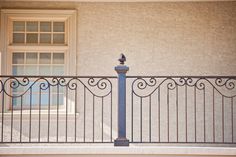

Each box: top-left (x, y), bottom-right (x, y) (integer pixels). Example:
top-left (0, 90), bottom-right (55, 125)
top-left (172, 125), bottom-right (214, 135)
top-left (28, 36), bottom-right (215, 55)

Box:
top-left (118, 53), bottom-right (126, 65)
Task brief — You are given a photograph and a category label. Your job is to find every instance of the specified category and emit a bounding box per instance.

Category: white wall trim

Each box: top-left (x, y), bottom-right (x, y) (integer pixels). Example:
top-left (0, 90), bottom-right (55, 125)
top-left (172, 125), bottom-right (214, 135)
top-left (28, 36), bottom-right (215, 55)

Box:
top-left (0, 145), bottom-right (236, 155)
top-left (0, 9), bottom-right (77, 76)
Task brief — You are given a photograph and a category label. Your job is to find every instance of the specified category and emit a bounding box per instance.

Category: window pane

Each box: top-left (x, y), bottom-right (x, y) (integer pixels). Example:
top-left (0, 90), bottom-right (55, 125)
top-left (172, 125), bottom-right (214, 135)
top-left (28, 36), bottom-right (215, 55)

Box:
top-left (25, 65), bottom-right (38, 75)
top-left (41, 94), bottom-right (49, 106)
top-left (39, 65), bottom-right (51, 75)
top-left (53, 22), bottom-right (64, 32)
top-left (39, 53), bottom-right (51, 64)
top-left (13, 21), bottom-right (25, 32)
top-left (40, 22), bottom-right (51, 32)
top-left (52, 66), bottom-right (64, 75)
top-left (12, 53), bottom-right (24, 64)
top-left (53, 53), bottom-right (64, 64)
top-left (52, 94), bottom-right (63, 106)
top-left (25, 94), bottom-right (39, 106)
top-left (12, 65), bottom-right (24, 75)
top-left (31, 82), bottom-right (40, 93)
top-left (53, 34), bottom-right (64, 44)
top-left (52, 85), bottom-right (64, 93)
top-left (26, 33), bottom-right (38, 43)
top-left (13, 96), bottom-right (21, 107)
top-left (13, 33), bottom-right (25, 43)
top-left (40, 34), bottom-right (51, 44)
top-left (26, 53), bottom-right (38, 64)
top-left (26, 21), bottom-right (38, 32)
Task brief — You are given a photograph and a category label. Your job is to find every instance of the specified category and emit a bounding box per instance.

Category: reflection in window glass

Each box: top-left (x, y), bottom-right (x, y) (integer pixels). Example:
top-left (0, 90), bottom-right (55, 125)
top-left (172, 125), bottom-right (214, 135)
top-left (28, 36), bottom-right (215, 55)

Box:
top-left (13, 33), bottom-right (25, 43)
top-left (26, 33), bottom-right (38, 43)
top-left (12, 21), bottom-right (66, 44)
top-left (24, 94), bottom-right (39, 106)
top-left (52, 66), bottom-right (64, 75)
top-left (39, 65), bottom-right (51, 75)
top-left (12, 53), bottom-right (24, 64)
top-left (40, 34), bottom-right (51, 44)
top-left (25, 65), bottom-right (38, 75)
top-left (26, 53), bottom-right (38, 64)
top-left (40, 22), bottom-right (51, 32)
top-left (12, 65), bottom-right (24, 75)
top-left (53, 34), bottom-right (64, 44)
top-left (52, 94), bottom-right (64, 105)
top-left (39, 53), bottom-right (51, 64)
top-left (53, 22), bottom-right (65, 32)
top-left (13, 21), bottom-right (25, 32)
top-left (53, 53), bottom-right (64, 64)
top-left (26, 21), bottom-right (38, 32)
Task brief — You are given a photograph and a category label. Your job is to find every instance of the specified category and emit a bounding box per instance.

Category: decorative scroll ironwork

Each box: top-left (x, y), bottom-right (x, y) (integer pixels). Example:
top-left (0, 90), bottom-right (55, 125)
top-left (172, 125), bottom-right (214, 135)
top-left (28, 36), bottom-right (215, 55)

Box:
top-left (130, 77), bottom-right (236, 98)
top-left (0, 75), bottom-right (116, 143)
top-left (128, 76), bottom-right (236, 144)
top-left (1, 76), bottom-right (113, 98)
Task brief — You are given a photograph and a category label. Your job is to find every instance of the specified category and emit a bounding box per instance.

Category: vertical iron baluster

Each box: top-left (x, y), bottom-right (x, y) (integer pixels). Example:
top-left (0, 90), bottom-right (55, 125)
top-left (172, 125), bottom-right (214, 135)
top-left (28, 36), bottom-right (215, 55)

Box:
top-left (20, 96), bottom-right (23, 142)
top-left (102, 97), bottom-right (104, 142)
top-left (158, 87), bottom-right (160, 142)
top-left (149, 96), bottom-right (151, 142)
top-left (110, 88), bottom-right (113, 142)
top-left (167, 88), bottom-right (169, 142)
top-left (74, 89), bottom-right (77, 142)
top-left (38, 87), bottom-right (41, 142)
top-left (65, 87), bottom-right (68, 142)
top-left (213, 88), bottom-right (215, 143)
top-left (185, 85), bottom-right (187, 142)
top-left (140, 97), bottom-right (142, 142)
top-left (1, 91), bottom-right (4, 142)
top-left (92, 95), bottom-right (95, 142)
top-left (203, 88), bottom-right (206, 142)
top-left (176, 86), bottom-right (178, 142)
top-left (194, 86), bottom-right (197, 142)
top-left (222, 96), bottom-right (224, 143)
top-left (11, 97), bottom-right (13, 142)
top-left (232, 98), bottom-right (234, 143)
top-left (84, 87), bottom-right (86, 142)
top-left (29, 87), bottom-right (32, 142)
top-left (48, 86), bottom-right (50, 142)
top-left (57, 84), bottom-right (59, 142)
top-left (131, 91), bottom-right (133, 142)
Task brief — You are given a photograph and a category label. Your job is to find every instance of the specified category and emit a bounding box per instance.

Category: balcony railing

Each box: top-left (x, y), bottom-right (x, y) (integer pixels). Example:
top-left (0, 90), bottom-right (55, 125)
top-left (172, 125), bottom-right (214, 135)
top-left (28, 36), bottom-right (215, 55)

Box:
top-left (0, 54), bottom-right (236, 146)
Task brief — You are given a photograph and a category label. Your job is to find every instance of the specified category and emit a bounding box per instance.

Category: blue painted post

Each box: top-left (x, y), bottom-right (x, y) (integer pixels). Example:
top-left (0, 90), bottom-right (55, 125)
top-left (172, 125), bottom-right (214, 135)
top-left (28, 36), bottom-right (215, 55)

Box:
top-left (114, 54), bottom-right (129, 146)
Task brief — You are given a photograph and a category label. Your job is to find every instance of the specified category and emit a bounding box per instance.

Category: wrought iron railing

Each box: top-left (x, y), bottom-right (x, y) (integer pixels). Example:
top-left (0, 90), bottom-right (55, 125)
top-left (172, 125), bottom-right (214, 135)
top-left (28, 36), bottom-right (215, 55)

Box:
top-left (0, 75), bottom-right (116, 143)
top-left (126, 76), bottom-right (236, 144)
top-left (0, 54), bottom-right (235, 146)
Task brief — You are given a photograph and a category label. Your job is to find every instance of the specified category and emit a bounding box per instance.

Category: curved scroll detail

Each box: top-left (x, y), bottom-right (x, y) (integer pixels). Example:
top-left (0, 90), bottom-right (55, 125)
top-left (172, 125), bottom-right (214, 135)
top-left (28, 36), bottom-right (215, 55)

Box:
top-left (86, 78), bottom-right (112, 97)
top-left (215, 78), bottom-right (236, 90)
top-left (0, 76), bottom-right (113, 98)
top-left (131, 77), bottom-right (236, 98)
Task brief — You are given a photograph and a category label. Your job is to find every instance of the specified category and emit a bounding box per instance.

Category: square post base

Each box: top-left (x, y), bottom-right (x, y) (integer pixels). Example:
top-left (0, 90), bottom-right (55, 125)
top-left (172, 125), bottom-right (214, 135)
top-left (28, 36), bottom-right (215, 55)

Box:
top-left (114, 138), bottom-right (129, 146)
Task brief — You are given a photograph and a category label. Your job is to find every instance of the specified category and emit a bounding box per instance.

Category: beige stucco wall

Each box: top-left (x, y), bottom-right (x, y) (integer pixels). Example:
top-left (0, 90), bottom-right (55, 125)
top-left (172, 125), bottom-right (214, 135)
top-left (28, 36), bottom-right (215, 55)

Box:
top-left (0, 1), bottom-right (236, 76)
top-left (0, 2), bottom-right (236, 156)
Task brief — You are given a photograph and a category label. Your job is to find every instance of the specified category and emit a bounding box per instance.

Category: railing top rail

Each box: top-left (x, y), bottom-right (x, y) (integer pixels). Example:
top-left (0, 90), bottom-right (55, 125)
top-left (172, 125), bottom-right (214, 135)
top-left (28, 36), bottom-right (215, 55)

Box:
top-left (1, 75), bottom-right (236, 79)
top-left (127, 76), bottom-right (236, 78)
top-left (0, 75), bottom-right (117, 78)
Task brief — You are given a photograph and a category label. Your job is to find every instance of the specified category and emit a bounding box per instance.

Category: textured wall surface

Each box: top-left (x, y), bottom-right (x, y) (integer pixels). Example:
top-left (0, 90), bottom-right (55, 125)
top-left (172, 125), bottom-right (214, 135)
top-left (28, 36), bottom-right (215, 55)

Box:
top-left (0, 2), bottom-right (236, 149)
top-left (0, 2), bottom-right (236, 76)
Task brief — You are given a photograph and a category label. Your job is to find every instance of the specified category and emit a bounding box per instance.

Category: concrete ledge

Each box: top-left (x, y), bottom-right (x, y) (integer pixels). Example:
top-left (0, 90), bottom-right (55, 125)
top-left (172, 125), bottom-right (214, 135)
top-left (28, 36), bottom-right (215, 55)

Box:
top-left (0, 144), bottom-right (236, 156)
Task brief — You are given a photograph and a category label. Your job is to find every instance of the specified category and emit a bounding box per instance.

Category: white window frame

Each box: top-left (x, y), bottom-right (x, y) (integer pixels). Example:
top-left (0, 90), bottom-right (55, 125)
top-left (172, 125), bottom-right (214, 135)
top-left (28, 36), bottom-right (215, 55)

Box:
top-left (0, 9), bottom-right (77, 76)
top-left (0, 9), bottom-right (77, 112)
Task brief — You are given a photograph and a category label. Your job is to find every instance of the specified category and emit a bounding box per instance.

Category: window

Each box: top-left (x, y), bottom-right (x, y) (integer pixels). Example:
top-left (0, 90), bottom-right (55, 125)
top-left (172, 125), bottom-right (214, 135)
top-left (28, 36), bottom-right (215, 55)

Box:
top-left (12, 21), bottom-right (65, 44)
top-left (1, 9), bottom-right (77, 110)
top-left (12, 52), bottom-right (65, 75)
